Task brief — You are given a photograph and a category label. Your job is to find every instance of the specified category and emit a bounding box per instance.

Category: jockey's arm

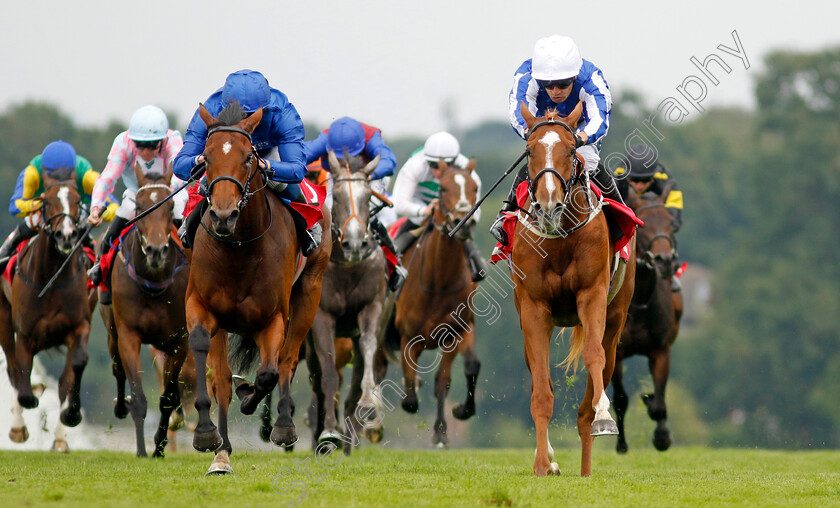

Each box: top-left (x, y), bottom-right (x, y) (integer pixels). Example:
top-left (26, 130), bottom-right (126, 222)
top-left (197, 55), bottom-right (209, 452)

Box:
top-left (392, 159), bottom-right (428, 222)
top-left (366, 132), bottom-right (397, 180)
top-left (9, 165), bottom-right (41, 216)
top-left (303, 132), bottom-right (328, 165)
top-left (264, 106), bottom-right (307, 183)
top-left (173, 108), bottom-right (209, 181)
top-left (578, 69), bottom-right (612, 145)
top-left (508, 61), bottom-right (540, 139)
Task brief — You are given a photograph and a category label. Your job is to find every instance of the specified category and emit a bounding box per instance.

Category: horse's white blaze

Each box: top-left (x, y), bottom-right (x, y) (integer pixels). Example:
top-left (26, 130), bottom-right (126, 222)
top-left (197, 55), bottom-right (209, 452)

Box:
top-left (452, 173), bottom-right (471, 212)
top-left (57, 187), bottom-right (74, 238)
top-left (594, 391), bottom-right (612, 421)
top-left (538, 131), bottom-right (561, 205)
top-left (222, 141), bottom-right (232, 155)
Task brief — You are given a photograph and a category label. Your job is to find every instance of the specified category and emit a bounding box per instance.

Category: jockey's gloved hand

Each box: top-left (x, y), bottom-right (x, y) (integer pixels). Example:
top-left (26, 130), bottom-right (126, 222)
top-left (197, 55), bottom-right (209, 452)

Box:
top-left (190, 155), bottom-right (207, 179)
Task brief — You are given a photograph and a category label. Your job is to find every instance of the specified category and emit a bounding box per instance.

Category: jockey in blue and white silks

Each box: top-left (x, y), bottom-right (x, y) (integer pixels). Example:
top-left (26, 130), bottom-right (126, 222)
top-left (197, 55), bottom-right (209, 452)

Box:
top-left (491, 35), bottom-right (622, 247)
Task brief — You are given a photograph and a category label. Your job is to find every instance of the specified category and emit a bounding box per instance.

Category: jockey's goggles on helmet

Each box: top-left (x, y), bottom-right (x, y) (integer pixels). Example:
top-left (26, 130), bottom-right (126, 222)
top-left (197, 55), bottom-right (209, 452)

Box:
top-left (628, 175), bottom-right (654, 183)
top-left (134, 140), bottom-right (161, 150)
top-left (538, 77), bottom-right (575, 90)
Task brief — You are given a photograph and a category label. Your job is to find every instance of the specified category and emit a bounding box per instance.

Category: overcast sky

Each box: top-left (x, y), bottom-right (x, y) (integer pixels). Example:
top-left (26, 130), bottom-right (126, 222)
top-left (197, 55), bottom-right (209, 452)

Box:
top-left (2, 1), bottom-right (838, 138)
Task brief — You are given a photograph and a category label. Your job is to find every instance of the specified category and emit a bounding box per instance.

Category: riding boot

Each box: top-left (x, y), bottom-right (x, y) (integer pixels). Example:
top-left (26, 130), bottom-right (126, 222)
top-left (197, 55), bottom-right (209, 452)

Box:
top-left (178, 199), bottom-right (207, 249)
top-left (592, 163), bottom-right (626, 205)
top-left (279, 182), bottom-right (323, 257)
top-left (393, 228), bottom-right (418, 255)
top-left (490, 165), bottom-right (527, 246)
top-left (369, 216), bottom-right (407, 292)
top-left (88, 216), bottom-right (129, 287)
top-left (671, 277), bottom-right (682, 292)
top-left (0, 222), bottom-right (37, 271)
top-left (463, 239), bottom-right (487, 282)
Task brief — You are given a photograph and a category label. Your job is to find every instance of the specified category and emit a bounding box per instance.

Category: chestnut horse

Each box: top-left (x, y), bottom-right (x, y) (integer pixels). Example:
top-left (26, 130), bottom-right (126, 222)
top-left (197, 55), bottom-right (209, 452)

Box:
top-left (511, 103), bottom-right (636, 476)
top-left (101, 162), bottom-right (192, 457)
top-left (612, 186), bottom-right (683, 453)
top-left (0, 170), bottom-right (92, 451)
top-left (391, 158), bottom-right (481, 447)
top-left (185, 101), bottom-right (330, 474)
top-left (307, 149), bottom-right (388, 450)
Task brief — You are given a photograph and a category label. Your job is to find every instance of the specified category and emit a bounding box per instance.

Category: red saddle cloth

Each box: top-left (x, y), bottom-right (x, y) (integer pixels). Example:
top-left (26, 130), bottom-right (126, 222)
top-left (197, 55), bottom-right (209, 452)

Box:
top-left (182, 179), bottom-right (326, 230)
top-left (490, 181), bottom-right (643, 264)
top-left (4, 239), bottom-right (96, 286)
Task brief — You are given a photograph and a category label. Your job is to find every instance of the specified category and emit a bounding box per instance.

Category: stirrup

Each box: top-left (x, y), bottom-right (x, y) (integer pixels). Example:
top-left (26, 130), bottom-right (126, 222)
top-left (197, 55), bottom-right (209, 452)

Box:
top-left (177, 222), bottom-right (190, 248)
top-left (467, 254), bottom-right (487, 282)
top-left (388, 265), bottom-right (407, 293)
top-left (87, 263), bottom-right (103, 286)
top-left (490, 215), bottom-right (508, 246)
top-left (301, 223), bottom-right (322, 257)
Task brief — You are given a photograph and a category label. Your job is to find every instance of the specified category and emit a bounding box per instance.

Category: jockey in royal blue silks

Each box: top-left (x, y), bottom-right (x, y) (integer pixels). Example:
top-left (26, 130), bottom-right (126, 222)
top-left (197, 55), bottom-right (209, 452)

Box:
top-left (304, 116), bottom-right (407, 292)
top-left (174, 69), bottom-right (322, 256)
top-left (491, 35), bottom-right (622, 247)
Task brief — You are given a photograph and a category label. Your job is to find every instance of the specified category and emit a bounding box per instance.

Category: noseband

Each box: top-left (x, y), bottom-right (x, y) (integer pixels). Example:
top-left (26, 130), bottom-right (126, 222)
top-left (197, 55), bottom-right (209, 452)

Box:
top-left (330, 164), bottom-right (372, 247)
top-left (434, 169), bottom-right (474, 236)
top-left (524, 119), bottom-right (584, 205)
top-left (202, 126), bottom-right (265, 211)
top-left (634, 202), bottom-right (677, 279)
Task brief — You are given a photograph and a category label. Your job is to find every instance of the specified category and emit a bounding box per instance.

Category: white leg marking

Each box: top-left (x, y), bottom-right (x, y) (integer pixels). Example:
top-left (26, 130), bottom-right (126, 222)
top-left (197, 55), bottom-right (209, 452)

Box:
top-left (594, 391), bottom-right (612, 421)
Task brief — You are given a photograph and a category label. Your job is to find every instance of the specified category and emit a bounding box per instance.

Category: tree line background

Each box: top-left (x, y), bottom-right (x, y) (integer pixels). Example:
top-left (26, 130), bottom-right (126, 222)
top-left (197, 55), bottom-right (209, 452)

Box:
top-left (0, 47), bottom-right (837, 450)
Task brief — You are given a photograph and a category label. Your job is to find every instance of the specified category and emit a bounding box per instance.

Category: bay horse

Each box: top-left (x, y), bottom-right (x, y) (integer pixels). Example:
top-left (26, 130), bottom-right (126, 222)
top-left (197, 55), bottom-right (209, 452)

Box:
top-left (390, 158), bottom-right (482, 447)
top-left (612, 185), bottom-right (683, 453)
top-left (0, 169), bottom-right (92, 452)
top-left (185, 101), bottom-right (330, 474)
top-left (511, 102), bottom-right (636, 476)
top-left (100, 162), bottom-right (192, 457)
top-left (307, 149), bottom-right (387, 451)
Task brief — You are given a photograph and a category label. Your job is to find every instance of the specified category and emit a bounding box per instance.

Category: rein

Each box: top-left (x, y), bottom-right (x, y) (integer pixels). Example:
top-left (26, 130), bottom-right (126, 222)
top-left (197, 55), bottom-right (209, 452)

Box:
top-left (120, 229), bottom-right (187, 294)
top-left (329, 169), bottom-right (377, 264)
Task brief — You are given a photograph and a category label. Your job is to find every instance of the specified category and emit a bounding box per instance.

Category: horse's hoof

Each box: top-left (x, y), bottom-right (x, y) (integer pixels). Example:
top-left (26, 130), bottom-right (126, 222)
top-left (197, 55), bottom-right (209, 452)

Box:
top-left (31, 383), bottom-right (46, 398)
top-left (152, 449), bottom-right (165, 459)
top-left (271, 425), bottom-right (298, 447)
top-left (168, 411), bottom-right (185, 432)
top-left (549, 463), bottom-right (561, 475)
top-left (283, 444), bottom-right (295, 453)
top-left (232, 375), bottom-right (254, 400)
top-left (452, 403), bottom-right (475, 421)
top-left (259, 423), bottom-right (272, 443)
top-left (18, 393), bottom-right (39, 409)
top-left (653, 429), bottom-right (671, 451)
top-left (206, 450), bottom-right (233, 475)
top-left (51, 439), bottom-right (69, 453)
top-left (113, 397), bottom-right (129, 419)
top-left (193, 428), bottom-right (223, 452)
top-left (401, 398), bottom-right (418, 414)
top-left (9, 426), bottom-right (29, 443)
top-left (591, 418), bottom-right (619, 436)
top-left (616, 440), bottom-right (629, 454)
top-left (434, 441), bottom-right (448, 449)
top-left (317, 430), bottom-right (343, 449)
top-left (365, 427), bottom-right (384, 444)
top-left (60, 408), bottom-right (82, 427)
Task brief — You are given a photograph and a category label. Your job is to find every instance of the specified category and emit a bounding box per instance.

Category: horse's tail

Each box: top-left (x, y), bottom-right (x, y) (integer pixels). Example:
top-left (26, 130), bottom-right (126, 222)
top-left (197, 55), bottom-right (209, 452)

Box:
top-left (229, 334), bottom-right (260, 374)
top-left (560, 325), bottom-right (585, 374)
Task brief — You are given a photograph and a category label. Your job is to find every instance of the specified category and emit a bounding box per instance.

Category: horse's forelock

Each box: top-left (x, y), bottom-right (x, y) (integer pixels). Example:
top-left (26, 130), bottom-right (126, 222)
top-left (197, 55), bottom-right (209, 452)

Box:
top-left (213, 99), bottom-right (247, 128)
top-left (45, 168), bottom-right (76, 182)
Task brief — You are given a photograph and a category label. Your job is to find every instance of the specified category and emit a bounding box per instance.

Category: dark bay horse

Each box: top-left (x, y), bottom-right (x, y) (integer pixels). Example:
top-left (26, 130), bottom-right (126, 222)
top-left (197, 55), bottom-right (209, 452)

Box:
top-left (101, 162), bottom-right (192, 457)
top-left (307, 149), bottom-right (388, 450)
top-left (612, 186), bottom-right (683, 453)
top-left (0, 170), bottom-right (92, 451)
top-left (390, 158), bottom-right (482, 447)
top-left (185, 102), bottom-right (330, 474)
top-left (511, 103), bottom-right (636, 476)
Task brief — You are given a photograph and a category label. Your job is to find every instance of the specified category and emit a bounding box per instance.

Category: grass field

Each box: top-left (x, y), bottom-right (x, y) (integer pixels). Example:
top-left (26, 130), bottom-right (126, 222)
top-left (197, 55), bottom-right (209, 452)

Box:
top-left (1, 447), bottom-right (839, 507)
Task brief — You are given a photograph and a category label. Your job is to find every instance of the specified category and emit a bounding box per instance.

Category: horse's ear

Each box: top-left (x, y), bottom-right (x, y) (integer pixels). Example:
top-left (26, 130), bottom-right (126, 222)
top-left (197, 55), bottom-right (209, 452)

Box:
top-left (241, 107), bottom-right (263, 134)
top-left (658, 180), bottom-right (675, 203)
top-left (465, 157), bottom-right (477, 173)
top-left (134, 160), bottom-right (147, 186)
top-left (361, 154), bottom-right (381, 177)
top-left (563, 102), bottom-right (584, 129)
top-left (41, 170), bottom-right (56, 187)
top-left (327, 149), bottom-right (343, 174)
top-left (198, 103), bottom-right (216, 127)
top-left (625, 183), bottom-right (642, 208)
top-left (519, 101), bottom-right (536, 130)
top-left (163, 163), bottom-right (173, 185)
top-left (438, 158), bottom-right (450, 172)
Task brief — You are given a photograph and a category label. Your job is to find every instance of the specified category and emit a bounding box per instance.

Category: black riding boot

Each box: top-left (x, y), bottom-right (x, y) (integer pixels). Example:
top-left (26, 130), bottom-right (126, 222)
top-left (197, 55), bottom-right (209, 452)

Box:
top-left (369, 217), bottom-right (407, 292)
top-left (88, 216), bottom-right (130, 287)
top-left (178, 199), bottom-right (208, 249)
top-left (0, 222), bottom-right (37, 271)
top-left (490, 166), bottom-right (527, 246)
top-left (592, 163), bottom-right (626, 205)
top-left (463, 239), bottom-right (487, 282)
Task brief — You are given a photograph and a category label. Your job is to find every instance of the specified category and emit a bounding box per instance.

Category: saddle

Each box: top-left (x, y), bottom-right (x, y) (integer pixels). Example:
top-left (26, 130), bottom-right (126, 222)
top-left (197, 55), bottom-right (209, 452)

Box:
top-left (3, 239), bottom-right (96, 287)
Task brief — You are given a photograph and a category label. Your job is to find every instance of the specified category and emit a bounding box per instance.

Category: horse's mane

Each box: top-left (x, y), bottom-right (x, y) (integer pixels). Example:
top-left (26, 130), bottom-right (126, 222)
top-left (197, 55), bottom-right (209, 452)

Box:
top-left (212, 99), bottom-right (247, 129)
top-left (141, 172), bottom-right (168, 183)
top-left (544, 108), bottom-right (560, 121)
top-left (45, 168), bottom-right (75, 182)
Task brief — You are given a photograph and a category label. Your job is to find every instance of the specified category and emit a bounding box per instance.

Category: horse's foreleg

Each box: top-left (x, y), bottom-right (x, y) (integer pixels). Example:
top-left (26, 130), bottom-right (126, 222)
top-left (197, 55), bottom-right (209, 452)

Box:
top-left (13, 337), bottom-right (38, 409)
top-left (400, 337), bottom-right (424, 414)
top-left (344, 340), bottom-right (365, 444)
top-left (116, 327), bottom-right (147, 457)
top-left (186, 310), bottom-right (222, 453)
top-left (152, 345), bottom-right (187, 458)
top-left (644, 347), bottom-right (672, 451)
top-left (453, 327), bottom-right (480, 421)
top-left (207, 331), bottom-right (233, 474)
top-left (432, 351), bottom-right (455, 448)
top-left (309, 310), bottom-right (341, 444)
top-left (520, 299), bottom-right (558, 477)
top-left (612, 359), bottom-right (630, 454)
top-left (106, 321), bottom-right (129, 420)
top-left (357, 302), bottom-right (384, 442)
top-left (59, 322), bottom-right (89, 428)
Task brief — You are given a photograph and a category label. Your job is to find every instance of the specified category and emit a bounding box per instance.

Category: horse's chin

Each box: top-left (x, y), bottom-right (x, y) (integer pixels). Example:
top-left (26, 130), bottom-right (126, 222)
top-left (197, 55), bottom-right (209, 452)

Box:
top-left (342, 250), bottom-right (364, 264)
top-left (211, 225), bottom-right (234, 238)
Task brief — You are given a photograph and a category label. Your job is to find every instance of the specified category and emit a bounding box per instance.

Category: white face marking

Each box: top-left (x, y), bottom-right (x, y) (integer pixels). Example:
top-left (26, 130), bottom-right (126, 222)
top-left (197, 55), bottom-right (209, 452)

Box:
top-left (150, 191), bottom-right (158, 202)
top-left (452, 173), bottom-right (471, 212)
top-left (57, 187), bottom-right (74, 237)
top-left (222, 141), bottom-right (232, 155)
top-left (538, 131), bottom-right (562, 205)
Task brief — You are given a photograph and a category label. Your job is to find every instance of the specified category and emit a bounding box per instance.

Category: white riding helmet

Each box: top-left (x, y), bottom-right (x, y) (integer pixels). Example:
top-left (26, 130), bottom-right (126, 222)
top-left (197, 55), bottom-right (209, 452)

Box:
top-left (128, 105), bottom-right (169, 141)
top-left (423, 131), bottom-right (460, 163)
top-left (531, 35), bottom-right (582, 81)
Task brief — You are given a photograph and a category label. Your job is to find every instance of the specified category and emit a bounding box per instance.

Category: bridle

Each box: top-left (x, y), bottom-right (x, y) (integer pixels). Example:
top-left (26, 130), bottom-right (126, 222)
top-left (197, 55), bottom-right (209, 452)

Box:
top-left (330, 162), bottom-right (372, 247)
top-left (524, 119), bottom-right (585, 207)
top-left (40, 180), bottom-right (81, 237)
top-left (633, 202), bottom-right (677, 279)
top-left (433, 168), bottom-right (475, 236)
top-left (134, 183), bottom-right (173, 254)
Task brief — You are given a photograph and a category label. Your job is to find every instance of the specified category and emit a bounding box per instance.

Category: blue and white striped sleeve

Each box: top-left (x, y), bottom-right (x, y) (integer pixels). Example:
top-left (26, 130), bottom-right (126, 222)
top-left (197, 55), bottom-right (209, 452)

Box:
top-left (578, 68), bottom-right (612, 144)
top-left (508, 60), bottom-right (540, 139)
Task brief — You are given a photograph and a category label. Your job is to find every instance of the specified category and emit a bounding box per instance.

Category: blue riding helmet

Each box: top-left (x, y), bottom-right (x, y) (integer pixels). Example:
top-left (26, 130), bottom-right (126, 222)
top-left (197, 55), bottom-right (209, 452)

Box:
top-left (220, 69), bottom-right (271, 113)
top-left (41, 140), bottom-right (77, 171)
top-left (327, 117), bottom-right (365, 157)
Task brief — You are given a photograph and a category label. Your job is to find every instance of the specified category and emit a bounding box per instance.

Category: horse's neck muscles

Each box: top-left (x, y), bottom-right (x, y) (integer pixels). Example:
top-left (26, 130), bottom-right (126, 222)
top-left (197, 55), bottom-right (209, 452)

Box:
top-left (420, 230), bottom-right (468, 291)
top-left (22, 233), bottom-right (76, 285)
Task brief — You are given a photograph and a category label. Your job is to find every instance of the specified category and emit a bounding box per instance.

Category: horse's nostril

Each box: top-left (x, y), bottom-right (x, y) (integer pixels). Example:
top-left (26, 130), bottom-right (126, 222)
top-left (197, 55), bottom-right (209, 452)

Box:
top-left (228, 210), bottom-right (239, 223)
top-left (209, 209), bottom-right (219, 222)
top-left (341, 241), bottom-right (351, 250)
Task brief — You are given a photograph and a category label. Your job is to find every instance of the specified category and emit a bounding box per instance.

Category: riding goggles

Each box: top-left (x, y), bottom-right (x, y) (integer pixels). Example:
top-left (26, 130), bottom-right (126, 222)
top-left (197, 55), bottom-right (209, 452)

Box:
top-left (538, 77), bottom-right (575, 90)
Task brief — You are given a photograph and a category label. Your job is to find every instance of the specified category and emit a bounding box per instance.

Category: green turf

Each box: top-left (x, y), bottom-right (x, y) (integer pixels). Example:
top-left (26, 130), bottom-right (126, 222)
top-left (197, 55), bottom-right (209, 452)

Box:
top-left (1, 447), bottom-right (838, 507)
